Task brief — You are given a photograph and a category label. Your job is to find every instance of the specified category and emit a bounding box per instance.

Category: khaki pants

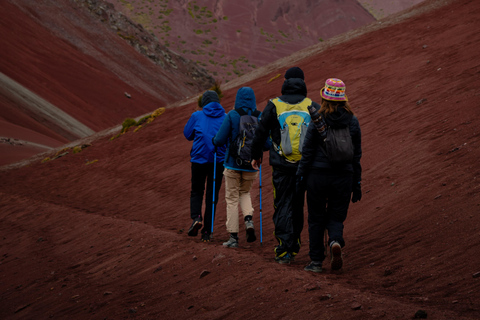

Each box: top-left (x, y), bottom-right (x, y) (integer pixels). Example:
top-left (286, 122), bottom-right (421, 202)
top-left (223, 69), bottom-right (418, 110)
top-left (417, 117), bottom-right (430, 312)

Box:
top-left (223, 168), bottom-right (258, 233)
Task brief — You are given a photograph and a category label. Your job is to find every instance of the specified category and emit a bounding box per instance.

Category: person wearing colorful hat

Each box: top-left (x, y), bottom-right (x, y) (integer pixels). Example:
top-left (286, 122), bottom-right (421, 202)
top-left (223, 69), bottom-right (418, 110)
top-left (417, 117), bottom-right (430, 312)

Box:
top-left (250, 67), bottom-right (322, 264)
top-left (297, 78), bottom-right (362, 273)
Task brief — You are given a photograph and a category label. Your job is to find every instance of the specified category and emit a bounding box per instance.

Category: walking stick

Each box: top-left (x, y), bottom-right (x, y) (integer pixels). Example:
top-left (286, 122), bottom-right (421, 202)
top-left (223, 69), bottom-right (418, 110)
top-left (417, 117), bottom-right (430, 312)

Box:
top-left (259, 164), bottom-right (263, 246)
top-left (211, 151), bottom-right (217, 235)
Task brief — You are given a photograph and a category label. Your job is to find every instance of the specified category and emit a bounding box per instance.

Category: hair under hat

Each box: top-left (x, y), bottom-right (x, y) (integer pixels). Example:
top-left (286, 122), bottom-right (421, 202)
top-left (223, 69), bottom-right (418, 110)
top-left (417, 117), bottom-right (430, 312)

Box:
top-left (284, 67), bottom-right (304, 80)
top-left (320, 78), bottom-right (348, 101)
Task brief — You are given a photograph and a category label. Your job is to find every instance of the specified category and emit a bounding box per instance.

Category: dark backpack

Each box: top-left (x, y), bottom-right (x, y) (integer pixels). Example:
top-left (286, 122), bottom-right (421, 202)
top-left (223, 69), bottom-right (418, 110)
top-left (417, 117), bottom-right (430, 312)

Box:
top-left (321, 125), bottom-right (354, 163)
top-left (229, 108), bottom-right (261, 169)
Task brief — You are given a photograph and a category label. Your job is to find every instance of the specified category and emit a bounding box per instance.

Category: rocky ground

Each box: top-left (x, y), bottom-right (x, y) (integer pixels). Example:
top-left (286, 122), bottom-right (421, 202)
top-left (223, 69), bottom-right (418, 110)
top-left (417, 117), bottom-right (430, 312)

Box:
top-left (1, 0), bottom-right (479, 319)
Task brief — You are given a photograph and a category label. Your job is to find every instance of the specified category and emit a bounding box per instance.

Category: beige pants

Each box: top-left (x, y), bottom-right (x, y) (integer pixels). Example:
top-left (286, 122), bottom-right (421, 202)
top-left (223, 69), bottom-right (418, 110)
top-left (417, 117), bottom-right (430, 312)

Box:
top-left (223, 168), bottom-right (258, 233)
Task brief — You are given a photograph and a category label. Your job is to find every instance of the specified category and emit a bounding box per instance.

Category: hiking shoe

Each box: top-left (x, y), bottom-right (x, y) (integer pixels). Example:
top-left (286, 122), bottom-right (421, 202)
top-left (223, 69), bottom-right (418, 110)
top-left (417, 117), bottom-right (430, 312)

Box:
top-left (245, 220), bottom-right (256, 243)
top-left (304, 261), bottom-right (323, 273)
top-left (187, 219), bottom-right (202, 237)
top-left (223, 236), bottom-right (238, 248)
top-left (330, 242), bottom-right (343, 271)
top-left (274, 252), bottom-right (291, 265)
top-left (201, 232), bottom-right (210, 242)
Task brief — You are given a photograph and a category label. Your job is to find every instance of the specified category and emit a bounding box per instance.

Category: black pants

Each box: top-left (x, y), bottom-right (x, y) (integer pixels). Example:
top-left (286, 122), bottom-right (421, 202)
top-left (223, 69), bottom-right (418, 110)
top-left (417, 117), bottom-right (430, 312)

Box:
top-left (190, 162), bottom-right (224, 235)
top-left (306, 170), bottom-right (352, 262)
top-left (272, 167), bottom-right (305, 255)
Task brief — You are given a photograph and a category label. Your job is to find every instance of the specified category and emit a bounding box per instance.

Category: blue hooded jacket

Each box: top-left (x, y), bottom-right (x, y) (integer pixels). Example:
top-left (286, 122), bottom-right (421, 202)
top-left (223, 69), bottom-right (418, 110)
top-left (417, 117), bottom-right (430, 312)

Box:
top-left (213, 87), bottom-right (265, 172)
top-left (184, 91), bottom-right (226, 163)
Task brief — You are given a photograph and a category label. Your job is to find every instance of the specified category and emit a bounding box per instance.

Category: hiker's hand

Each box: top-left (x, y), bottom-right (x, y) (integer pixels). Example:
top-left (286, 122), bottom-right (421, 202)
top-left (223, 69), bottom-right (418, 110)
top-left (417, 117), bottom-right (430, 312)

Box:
top-left (211, 137), bottom-right (218, 152)
top-left (251, 159), bottom-right (261, 170)
top-left (352, 182), bottom-right (362, 203)
top-left (296, 175), bottom-right (306, 194)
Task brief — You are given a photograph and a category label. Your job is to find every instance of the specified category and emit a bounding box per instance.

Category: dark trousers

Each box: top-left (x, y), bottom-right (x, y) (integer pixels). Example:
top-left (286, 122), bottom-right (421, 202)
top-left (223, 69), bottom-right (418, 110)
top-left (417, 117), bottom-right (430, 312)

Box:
top-left (272, 167), bottom-right (305, 255)
top-left (190, 162), bottom-right (224, 235)
top-left (306, 170), bottom-right (352, 262)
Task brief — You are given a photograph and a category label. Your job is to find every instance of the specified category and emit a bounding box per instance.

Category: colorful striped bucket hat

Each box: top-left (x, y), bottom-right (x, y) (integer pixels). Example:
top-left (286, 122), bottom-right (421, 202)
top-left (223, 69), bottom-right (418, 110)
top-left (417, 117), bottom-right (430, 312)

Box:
top-left (320, 78), bottom-right (348, 101)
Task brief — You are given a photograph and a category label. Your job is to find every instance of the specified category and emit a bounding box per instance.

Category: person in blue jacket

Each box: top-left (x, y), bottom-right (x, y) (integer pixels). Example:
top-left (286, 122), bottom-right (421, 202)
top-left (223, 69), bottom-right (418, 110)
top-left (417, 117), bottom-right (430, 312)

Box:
top-left (184, 90), bottom-right (226, 242)
top-left (213, 87), bottom-right (266, 248)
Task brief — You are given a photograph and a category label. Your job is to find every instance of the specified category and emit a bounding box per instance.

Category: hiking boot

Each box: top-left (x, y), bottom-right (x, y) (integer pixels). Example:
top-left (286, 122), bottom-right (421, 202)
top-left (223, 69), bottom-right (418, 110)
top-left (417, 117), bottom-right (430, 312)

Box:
top-left (274, 252), bottom-right (291, 265)
top-left (304, 261), bottom-right (323, 273)
top-left (330, 241), bottom-right (343, 271)
top-left (187, 219), bottom-right (202, 237)
top-left (223, 236), bottom-right (238, 248)
top-left (201, 232), bottom-right (210, 242)
top-left (245, 219), bottom-right (256, 243)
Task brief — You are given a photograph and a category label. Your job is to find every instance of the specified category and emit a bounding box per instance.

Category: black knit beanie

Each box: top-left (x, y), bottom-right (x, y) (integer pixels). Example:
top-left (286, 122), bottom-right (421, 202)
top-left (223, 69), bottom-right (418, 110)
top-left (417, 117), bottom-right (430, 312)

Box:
top-left (284, 67), bottom-right (304, 80)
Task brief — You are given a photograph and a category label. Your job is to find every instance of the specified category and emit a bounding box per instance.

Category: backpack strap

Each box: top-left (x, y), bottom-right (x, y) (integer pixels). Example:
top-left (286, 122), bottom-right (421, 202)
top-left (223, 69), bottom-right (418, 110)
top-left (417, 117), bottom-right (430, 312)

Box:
top-left (236, 108), bottom-right (247, 116)
top-left (236, 108), bottom-right (260, 117)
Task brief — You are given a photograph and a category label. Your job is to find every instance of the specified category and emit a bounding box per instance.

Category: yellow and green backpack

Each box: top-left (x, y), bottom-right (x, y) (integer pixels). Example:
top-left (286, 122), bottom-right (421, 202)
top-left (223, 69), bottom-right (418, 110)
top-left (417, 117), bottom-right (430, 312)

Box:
top-left (271, 97), bottom-right (312, 163)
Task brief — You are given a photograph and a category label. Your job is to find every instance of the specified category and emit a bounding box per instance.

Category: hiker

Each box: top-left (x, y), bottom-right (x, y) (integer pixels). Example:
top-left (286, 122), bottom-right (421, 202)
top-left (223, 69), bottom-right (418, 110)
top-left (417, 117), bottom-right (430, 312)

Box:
top-left (184, 90), bottom-right (227, 242)
top-left (213, 87), bottom-right (267, 248)
top-left (251, 67), bottom-right (322, 264)
top-left (297, 78), bottom-right (362, 273)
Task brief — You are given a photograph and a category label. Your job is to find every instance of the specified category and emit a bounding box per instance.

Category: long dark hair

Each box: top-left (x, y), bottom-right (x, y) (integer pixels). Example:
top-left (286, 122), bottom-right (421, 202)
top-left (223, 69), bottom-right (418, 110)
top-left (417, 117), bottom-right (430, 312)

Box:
top-left (320, 99), bottom-right (354, 115)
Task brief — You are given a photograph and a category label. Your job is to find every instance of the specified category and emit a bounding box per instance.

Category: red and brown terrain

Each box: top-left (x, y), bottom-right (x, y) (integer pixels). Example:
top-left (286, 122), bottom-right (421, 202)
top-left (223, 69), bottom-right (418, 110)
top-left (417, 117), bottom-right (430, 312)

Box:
top-left (1, 0), bottom-right (480, 319)
top-left (0, 0), bottom-right (215, 166)
top-left (108, 0), bottom-right (377, 82)
top-left (358, 0), bottom-right (427, 19)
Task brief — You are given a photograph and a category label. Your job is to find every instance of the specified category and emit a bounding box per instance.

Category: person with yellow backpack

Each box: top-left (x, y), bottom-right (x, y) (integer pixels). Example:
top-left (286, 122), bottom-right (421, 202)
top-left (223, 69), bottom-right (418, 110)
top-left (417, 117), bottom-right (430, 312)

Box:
top-left (251, 67), bottom-right (322, 264)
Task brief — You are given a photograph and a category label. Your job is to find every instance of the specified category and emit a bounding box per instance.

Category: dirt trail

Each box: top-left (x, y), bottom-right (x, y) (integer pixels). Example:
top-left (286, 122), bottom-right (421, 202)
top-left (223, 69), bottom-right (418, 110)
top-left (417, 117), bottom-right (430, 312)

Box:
top-left (1, 0), bottom-right (479, 319)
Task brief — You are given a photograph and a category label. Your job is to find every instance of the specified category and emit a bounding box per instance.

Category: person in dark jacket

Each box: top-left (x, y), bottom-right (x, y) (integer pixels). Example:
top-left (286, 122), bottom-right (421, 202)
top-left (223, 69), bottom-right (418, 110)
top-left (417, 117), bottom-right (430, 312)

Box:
top-left (184, 90), bottom-right (227, 242)
top-left (213, 87), bottom-right (266, 248)
top-left (251, 67), bottom-right (322, 264)
top-left (297, 78), bottom-right (362, 273)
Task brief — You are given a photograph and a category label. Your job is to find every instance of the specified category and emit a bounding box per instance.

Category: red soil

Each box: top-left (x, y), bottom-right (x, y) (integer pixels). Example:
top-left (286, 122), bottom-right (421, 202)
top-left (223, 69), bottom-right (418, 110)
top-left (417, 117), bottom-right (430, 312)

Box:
top-left (108, 0), bottom-right (376, 83)
top-left (358, 0), bottom-right (428, 19)
top-left (0, 0), bottom-right (211, 166)
top-left (1, 0), bottom-right (480, 319)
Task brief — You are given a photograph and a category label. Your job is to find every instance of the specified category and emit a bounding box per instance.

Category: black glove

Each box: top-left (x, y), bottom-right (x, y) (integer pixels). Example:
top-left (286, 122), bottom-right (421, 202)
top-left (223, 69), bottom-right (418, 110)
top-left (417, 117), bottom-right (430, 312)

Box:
top-left (352, 182), bottom-right (362, 203)
top-left (296, 175), bottom-right (306, 194)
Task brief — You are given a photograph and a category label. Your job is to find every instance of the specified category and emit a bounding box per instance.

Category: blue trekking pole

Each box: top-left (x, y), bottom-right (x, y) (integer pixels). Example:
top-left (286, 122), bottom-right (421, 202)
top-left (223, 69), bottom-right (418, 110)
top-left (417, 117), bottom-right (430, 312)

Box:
top-left (259, 164), bottom-right (263, 246)
top-left (211, 151), bottom-right (217, 235)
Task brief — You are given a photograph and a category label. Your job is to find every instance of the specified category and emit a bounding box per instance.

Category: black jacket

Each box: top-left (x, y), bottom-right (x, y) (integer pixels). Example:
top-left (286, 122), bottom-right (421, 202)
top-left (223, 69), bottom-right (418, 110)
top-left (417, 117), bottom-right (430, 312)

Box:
top-left (296, 107), bottom-right (362, 183)
top-left (251, 78), bottom-right (321, 172)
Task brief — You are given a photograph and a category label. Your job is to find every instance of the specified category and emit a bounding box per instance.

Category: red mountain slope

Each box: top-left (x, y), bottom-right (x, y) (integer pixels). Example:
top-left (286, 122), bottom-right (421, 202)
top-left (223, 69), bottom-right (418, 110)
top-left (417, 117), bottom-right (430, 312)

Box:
top-left (0, 0), bottom-right (479, 319)
top-left (108, 0), bottom-right (376, 82)
top-left (0, 0), bottom-right (214, 166)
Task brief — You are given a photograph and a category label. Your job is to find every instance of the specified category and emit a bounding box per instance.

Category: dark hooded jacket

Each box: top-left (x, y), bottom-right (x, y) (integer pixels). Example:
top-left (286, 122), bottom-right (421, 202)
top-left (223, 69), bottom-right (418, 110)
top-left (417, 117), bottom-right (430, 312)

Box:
top-left (184, 91), bottom-right (226, 163)
top-left (251, 78), bottom-right (321, 171)
top-left (213, 87), bottom-right (264, 172)
top-left (296, 107), bottom-right (362, 183)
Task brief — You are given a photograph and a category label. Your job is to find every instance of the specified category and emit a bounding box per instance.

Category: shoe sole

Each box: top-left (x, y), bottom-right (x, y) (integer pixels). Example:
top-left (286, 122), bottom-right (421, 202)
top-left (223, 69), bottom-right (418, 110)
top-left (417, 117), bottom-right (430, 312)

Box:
top-left (331, 244), bottom-right (343, 270)
top-left (223, 243), bottom-right (238, 248)
top-left (246, 227), bottom-right (256, 242)
top-left (304, 266), bottom-right (322, 273)
top-left (274, 253), bottom-right (291, 264)
top-left (187, 221), bottom-right (202, 237)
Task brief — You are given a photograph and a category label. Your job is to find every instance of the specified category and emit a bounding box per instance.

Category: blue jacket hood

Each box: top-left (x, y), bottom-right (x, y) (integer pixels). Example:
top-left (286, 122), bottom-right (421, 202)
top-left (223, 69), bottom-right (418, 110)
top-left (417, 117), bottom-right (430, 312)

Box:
top-left (203, 101), bottom-right (226, 118)
top-left (234, 87), bottom-right (256, 113)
